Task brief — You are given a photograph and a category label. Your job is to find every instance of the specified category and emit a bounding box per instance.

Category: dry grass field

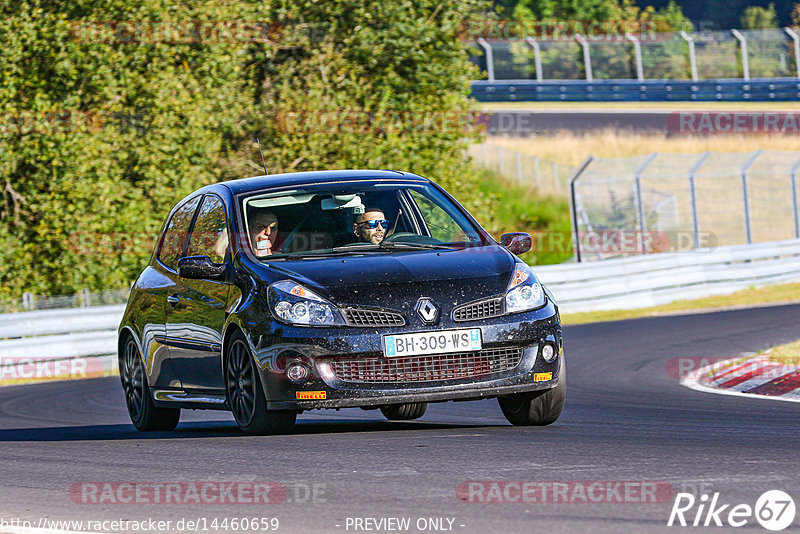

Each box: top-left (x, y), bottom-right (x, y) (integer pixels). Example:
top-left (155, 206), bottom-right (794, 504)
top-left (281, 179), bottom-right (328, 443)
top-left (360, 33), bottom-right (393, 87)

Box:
top-left (485, 130), bottom-right (800, 167)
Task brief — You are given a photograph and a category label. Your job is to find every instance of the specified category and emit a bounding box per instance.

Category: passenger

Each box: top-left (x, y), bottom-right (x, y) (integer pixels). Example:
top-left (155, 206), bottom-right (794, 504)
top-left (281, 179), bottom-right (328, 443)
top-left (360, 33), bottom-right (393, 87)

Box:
top-left (212, 225), bottom-right (229, 261)
top-left (250, 211), bottom-right (281, 257)
top-left (353, 208), bottom-right (388, 245)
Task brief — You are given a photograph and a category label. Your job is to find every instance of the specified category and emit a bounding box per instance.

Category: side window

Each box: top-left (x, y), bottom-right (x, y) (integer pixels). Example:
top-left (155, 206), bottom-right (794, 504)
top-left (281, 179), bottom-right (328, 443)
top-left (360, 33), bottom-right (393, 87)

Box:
top-left (409, 190), bottom-right (466, 242)
top-left (187, 195), bottom-right (228, 264)
top-left (158, 196), bottom-right (202, 271)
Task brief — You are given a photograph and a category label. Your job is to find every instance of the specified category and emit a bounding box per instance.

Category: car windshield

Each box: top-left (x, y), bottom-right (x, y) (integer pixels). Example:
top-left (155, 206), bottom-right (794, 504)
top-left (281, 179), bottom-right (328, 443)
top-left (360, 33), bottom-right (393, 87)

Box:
top-left (238, 181), bottom-right (487, 260)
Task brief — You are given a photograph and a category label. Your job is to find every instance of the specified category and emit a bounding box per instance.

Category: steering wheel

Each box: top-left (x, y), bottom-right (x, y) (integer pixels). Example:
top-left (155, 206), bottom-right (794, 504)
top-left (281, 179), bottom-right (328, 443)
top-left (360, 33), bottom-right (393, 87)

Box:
top-left (382, 232), bottom-right (418, 242)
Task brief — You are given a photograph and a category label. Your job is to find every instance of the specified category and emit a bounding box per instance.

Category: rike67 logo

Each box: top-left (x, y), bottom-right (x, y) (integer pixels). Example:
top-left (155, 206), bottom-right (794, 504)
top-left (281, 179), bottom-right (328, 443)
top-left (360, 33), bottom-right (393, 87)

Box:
top-left (668, 490), bottom-right (796, 531)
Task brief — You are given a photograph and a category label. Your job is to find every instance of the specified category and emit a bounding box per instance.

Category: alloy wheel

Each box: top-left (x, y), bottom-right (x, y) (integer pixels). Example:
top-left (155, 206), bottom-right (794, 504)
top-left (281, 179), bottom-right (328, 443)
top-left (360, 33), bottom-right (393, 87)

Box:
top-left (122, 339), bottom-right (144, 421)
top-left (226, 339), bottom-right (256, 426)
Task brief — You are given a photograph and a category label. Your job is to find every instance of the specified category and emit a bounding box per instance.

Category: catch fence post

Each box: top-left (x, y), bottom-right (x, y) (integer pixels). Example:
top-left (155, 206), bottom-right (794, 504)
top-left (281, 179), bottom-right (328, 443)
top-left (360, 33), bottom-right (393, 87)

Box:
top-left (497, 146), bottom-right (504, 175)
top-left (688, 152), bottom-right (711, 249)
top-left (731, 29), bottom-right (750, 81)
top-left (634, 153), bottom-right (658, 254)
top-left (790, 156), bottom-right (800, 239)
top-left (679, 31), bottom-right (698, 81)
top-left (569, 156), bottom-right (595, 263)
top-left (740, 150), bottom-right (762, 245)
top-left (524, 37), bottom-right (543, 81)
top-left (476, 38), bottom-right (495, 82)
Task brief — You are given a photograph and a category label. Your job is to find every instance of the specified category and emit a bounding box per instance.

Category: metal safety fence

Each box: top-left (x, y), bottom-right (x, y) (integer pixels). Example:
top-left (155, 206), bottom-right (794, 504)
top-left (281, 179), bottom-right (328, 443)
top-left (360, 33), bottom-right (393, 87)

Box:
top-left (469, 28), bottom-right (800, 82)
top-left (468, 142), bottom-right (576, 197)
top-left (570, 150), bottom-right (800, 261)
top-left (0, 287), bottom-right (131, 314)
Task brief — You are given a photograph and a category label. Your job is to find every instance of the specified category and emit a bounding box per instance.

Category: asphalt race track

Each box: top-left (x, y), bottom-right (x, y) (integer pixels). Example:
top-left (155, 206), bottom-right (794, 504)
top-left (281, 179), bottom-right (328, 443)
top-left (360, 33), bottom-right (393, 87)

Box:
top-left (1, 303), bottom-right (799, 533)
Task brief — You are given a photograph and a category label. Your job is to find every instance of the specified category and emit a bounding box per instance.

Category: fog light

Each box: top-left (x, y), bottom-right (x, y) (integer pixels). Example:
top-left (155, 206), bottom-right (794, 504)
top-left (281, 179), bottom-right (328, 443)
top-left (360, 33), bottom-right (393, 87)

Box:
top-left (286, 362), bottom-right (310, 383)
top-left (541, 343), bottom-right (557, 363)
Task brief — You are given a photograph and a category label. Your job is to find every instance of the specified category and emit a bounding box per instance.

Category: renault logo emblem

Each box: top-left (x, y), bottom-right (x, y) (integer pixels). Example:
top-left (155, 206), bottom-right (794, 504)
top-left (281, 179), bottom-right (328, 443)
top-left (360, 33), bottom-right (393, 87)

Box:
top-left (415, 298), bottom-right (439, 324)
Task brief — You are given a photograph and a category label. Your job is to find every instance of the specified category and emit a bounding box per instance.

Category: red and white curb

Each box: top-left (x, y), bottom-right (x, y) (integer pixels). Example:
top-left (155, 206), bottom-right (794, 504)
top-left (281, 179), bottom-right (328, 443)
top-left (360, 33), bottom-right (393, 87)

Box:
top-left (682, 354), bottom-right (800, 403)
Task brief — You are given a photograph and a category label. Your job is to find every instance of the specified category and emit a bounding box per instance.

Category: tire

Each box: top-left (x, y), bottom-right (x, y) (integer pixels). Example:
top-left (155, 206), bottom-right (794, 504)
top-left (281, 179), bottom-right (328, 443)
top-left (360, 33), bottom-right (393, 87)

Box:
top-left (498, 359), bottom-right (565, 426)
top-left (120, 336), bottom-right (180, 431)
top-left (380, 402), bottom-right (428, 421)
top-left (225, 331), bottom-right (296, 435)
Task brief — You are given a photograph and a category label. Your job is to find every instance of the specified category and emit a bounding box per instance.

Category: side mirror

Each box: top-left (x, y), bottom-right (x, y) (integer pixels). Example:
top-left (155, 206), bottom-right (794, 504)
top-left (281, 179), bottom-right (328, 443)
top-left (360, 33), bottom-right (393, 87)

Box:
top-left (178, 256), bottom-right (228, 281)
top-left (500, 232), bottom-right (532, 255)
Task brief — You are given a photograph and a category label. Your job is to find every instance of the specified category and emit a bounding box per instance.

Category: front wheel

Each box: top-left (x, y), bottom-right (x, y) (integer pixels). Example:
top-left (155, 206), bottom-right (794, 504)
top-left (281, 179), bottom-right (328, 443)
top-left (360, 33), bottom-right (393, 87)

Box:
top-left (498, 360), bottom-right (565, 426)
top-left (380, 402), bottom-right (427, 421)
top-left (225, 331), bottom-right (296, 435)
top-left (120, 337), bottom-right (180, 431)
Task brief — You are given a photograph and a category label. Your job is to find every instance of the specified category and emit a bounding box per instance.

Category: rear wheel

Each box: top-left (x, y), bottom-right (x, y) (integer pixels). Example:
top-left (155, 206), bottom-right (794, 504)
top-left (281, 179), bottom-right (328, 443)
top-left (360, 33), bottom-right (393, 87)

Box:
top-left (120, 337), bottom-right (180, 431)
top-left (225, 331), bottom-right (296, 435)
top-left (380, 402), bottom-right (428, 421)
top-left (498, 360), bottom-right (565, 426)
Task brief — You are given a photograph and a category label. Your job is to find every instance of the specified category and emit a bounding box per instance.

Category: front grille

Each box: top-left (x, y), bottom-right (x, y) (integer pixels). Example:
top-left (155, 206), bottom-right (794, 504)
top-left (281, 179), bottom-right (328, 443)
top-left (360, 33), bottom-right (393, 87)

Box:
top-left (341, 308), bottom-right (405, 327)
top-left (326, 346), bottom-right (523, 383)
top-left (452, 296), bottom-right (504, 322)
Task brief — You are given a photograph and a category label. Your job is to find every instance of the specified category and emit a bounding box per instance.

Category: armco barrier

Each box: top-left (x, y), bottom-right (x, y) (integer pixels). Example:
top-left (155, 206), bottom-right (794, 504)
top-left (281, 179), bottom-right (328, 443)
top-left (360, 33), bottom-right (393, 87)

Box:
top-left (1, 239), bottom-right (799, 375)
top-left (471, 79), bottom-right (800, 102)
top-left (535, 238), bottom-right (800, 312)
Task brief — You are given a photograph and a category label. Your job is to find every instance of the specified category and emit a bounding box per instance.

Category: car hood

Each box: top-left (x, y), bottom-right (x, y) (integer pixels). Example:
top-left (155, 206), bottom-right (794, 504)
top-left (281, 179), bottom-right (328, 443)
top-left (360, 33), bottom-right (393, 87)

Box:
top-left (262, 245), bottom-right (515, 309)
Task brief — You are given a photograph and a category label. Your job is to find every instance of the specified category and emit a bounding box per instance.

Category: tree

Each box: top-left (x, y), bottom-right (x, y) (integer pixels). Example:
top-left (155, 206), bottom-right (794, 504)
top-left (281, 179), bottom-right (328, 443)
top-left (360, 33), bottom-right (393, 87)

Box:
top-left (0, 0), bottom-right (487, 301)
top-left (740, 3), bottom-right (779, 29)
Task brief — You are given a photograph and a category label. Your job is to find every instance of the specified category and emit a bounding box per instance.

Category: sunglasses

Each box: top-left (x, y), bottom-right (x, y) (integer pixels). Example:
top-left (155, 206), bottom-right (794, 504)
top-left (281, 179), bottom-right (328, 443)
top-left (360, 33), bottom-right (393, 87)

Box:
top-left (357, 219), bottom-right (389, 230)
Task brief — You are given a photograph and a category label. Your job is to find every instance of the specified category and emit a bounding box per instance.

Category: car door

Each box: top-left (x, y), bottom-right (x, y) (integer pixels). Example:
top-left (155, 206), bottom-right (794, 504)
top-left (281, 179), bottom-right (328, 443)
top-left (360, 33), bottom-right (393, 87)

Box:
top-left (151, 195), bottom-right (203, 389)
top-left (165, 194), bottom-right (231, 391)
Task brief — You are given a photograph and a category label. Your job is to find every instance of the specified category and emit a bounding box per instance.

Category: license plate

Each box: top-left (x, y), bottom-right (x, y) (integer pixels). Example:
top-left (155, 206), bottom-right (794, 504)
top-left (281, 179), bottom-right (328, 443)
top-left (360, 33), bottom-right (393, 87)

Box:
top-left (383, 328), bottom-right (482, 357)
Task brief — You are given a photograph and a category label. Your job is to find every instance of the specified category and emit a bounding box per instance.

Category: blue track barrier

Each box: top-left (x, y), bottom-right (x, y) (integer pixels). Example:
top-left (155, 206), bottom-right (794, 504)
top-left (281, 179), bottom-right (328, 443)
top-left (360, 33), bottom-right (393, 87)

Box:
top-left (471, 79), bottom-right (800, 102)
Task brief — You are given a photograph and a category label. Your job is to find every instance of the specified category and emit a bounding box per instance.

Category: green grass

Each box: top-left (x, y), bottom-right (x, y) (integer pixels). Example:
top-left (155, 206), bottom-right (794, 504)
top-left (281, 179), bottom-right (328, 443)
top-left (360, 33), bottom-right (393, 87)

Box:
top-left (561, 282), bottom-right (800, 325)
top-left (762, 339), bottom-right (800, 365)
top-left (477, 168), bottom-right (573, 265)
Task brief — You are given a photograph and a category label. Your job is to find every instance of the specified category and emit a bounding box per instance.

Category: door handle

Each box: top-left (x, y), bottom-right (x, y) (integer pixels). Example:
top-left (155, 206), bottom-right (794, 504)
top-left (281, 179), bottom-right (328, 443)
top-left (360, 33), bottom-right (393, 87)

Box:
top-left (167, 294), bottom-right (179, 306)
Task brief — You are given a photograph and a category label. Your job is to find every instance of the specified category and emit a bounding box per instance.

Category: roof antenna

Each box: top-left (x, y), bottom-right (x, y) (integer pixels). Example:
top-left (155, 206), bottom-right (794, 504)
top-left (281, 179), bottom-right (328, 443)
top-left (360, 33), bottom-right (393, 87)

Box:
top-left (256, 137), bottom-right (268, 175)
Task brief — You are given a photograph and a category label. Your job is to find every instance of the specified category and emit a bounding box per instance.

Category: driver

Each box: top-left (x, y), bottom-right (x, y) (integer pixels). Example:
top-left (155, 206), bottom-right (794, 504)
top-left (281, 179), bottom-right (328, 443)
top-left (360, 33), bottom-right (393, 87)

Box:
top-left (250, 211), bottom-right (281, 257)
top-left (353, 208), bottom-right (388, 244)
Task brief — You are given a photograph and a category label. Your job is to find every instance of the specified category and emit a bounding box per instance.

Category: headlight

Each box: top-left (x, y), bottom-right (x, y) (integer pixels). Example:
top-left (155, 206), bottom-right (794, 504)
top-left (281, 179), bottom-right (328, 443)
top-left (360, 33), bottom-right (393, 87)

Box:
top-left (268, 280), bottom-right (345, 326)
top-left (505, 263), bottom-right (545, 314)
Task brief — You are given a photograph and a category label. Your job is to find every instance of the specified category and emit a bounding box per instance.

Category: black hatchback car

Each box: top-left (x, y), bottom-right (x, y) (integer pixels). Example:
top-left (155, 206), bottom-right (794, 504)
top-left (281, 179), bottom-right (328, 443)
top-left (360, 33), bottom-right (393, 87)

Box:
top-left (118, 170), bottom-right (564, 434)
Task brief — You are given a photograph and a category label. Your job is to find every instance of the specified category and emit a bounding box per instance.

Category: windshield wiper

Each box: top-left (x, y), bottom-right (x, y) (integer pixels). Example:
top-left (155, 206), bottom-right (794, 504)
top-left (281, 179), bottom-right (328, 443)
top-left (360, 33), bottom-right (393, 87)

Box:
top-left (270, 242), bottom-right (455, 260)
top-left (379, 241), bottom-right (453, 250)
top-left (271, 244), bottom-right (390, 259)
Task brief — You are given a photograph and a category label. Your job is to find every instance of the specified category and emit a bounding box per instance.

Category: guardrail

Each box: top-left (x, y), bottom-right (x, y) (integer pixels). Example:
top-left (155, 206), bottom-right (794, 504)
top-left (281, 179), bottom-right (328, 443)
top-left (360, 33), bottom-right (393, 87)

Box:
top-left (1, 239), bottom-right (799, 372)
top-left (470, 79), bottom-right (800, 102)
top-left (536, 238), bottom-right (800, 312)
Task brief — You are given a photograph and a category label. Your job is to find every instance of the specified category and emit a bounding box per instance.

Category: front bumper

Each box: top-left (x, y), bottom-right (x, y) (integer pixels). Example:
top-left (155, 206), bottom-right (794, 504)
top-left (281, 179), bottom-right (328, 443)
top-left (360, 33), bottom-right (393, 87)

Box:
top-left (249, 299), bottom-right (562, 411)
